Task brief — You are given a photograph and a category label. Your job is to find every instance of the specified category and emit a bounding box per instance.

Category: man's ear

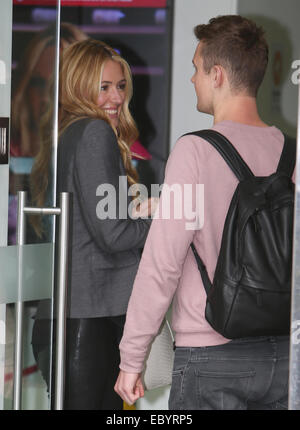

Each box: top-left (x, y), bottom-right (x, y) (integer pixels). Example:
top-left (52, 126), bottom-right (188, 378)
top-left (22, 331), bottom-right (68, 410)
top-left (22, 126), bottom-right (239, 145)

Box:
top-left (211, 65), bottom-right (224, 88)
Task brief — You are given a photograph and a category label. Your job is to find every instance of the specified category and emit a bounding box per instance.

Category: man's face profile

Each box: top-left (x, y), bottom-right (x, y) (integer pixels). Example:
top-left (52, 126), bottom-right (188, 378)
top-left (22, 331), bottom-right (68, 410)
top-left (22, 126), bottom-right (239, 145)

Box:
top-left (191, 42), bottom-right (213, 115)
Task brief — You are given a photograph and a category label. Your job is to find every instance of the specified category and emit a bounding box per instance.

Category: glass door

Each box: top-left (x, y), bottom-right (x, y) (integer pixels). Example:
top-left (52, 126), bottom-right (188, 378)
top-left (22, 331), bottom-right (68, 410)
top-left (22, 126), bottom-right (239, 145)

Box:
top-left (1, 0), bottom-right (174, 411)
top-left (0, 0), bottom-right (61, 410)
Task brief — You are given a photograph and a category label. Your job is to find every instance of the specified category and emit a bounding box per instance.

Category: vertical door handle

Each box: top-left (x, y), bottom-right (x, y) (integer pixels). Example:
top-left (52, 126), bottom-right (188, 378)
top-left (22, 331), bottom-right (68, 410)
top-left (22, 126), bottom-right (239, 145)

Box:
top-left (13, 191), bottom-right (70, 410)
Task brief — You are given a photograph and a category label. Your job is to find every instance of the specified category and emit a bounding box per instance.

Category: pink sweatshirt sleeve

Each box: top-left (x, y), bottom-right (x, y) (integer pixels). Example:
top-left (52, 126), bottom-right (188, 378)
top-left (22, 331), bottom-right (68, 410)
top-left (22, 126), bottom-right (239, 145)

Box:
top-left (119, 136), bottom-right (201, 373)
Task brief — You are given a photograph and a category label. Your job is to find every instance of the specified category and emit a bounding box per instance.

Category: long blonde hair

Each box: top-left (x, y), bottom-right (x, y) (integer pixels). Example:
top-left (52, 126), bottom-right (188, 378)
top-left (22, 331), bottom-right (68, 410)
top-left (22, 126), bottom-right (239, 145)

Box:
top-left (11, 23), bottom-right (88, 157)
top-left (30, 39), bottom-right (139, 236)
top-left (59, 39), bottom-right (139, 183)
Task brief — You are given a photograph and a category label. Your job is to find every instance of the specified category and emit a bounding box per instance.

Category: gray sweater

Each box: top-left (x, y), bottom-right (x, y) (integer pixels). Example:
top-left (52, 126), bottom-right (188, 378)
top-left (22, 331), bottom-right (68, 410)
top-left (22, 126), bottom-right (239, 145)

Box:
top-left (57, 118), bottom-right (151, 318)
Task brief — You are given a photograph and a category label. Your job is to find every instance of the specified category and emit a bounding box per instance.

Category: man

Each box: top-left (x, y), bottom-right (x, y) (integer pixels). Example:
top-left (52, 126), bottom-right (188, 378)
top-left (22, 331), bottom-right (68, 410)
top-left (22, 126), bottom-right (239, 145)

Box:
top-left (115, 15), bottom-right (290, 410)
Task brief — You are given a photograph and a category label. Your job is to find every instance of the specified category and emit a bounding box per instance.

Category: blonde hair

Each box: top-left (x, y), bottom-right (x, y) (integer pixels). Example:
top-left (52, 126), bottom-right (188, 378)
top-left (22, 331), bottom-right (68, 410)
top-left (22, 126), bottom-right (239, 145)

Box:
top-left (30, 39), bottom-right (139, 237)
top-left (59, 39), bottom-right (139, 183)
top-left (11, 22), bottom-right (88, 157)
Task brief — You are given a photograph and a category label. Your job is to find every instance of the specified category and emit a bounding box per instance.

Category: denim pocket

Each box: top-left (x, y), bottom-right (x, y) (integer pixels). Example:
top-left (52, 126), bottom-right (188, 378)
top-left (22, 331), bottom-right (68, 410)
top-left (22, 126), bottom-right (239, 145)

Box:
top-left (195, 369), bottom-right (256, 378)
top-left (195, 368), bottom-right (256, 410)
top-left (169, 369), bottom-right (184, 410)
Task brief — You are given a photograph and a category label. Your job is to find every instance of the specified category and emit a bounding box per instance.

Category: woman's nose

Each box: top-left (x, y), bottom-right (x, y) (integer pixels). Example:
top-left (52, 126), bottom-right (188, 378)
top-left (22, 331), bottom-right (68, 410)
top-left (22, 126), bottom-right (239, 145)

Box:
top-left (110, 87), bottom-right (123, 104)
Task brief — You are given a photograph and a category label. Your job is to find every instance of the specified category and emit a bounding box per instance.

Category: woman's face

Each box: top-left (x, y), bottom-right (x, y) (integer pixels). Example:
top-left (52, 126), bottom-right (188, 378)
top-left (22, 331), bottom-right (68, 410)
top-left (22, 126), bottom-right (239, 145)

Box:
top-left (97, 59), bottom-right (126, 128)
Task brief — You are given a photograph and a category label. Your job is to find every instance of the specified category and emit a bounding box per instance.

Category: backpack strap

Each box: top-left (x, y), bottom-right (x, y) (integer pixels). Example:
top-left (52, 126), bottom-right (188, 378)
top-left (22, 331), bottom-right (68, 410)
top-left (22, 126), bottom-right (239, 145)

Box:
top-left (187, 130), bottom-right (296, 298)
top-left (190, 243), bottom-right (212, 295)
top-left (276, 135), bottom-right (296, 177)
top-left (184, 129), bottom-right (254, 181)
top-left (186, 129), bottom-right (253, 295)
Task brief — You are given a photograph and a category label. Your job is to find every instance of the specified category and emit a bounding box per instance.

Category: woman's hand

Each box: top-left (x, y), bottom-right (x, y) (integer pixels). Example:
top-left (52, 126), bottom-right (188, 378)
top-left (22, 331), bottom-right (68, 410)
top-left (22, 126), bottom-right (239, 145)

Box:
top-left (132, 197), bottom-right (159, 218)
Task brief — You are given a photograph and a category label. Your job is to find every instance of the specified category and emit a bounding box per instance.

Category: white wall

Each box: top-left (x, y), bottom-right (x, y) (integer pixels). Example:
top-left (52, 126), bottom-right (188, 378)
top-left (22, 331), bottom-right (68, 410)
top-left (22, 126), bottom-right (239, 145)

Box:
top-left (238, 0), bottom-right (300, 137)
top-left (169, 0), bottom-right (300, 149)
top-left (169, 0), bottom-right (238, 150)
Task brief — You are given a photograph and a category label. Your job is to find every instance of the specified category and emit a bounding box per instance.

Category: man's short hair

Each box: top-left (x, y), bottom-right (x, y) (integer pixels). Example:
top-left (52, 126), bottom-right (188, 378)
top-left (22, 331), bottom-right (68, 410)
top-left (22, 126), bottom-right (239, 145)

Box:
top-left (194, 15), bottom-right (269, 96)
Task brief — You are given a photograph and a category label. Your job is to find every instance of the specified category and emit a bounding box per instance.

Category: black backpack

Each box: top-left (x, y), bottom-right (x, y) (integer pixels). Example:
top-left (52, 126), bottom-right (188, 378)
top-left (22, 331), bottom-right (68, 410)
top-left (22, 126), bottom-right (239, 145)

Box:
top-left (186, 129), bottom-right (296, 339)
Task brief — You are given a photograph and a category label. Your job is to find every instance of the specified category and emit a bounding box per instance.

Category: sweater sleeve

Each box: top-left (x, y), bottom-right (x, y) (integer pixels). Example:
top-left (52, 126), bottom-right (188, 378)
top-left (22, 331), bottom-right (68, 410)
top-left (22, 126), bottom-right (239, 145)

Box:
top-left (119, 135), bottom-right (201, 372)
top-left (73, 119), bottom-right (151, 254)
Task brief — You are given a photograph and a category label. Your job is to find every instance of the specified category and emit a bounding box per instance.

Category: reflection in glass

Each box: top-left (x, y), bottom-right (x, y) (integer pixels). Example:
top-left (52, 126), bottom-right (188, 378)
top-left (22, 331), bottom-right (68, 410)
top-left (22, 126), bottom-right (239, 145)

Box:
top-left (10, 21), bottom-right (87, 246)
top-left (0, 244), bottom-right (54, 305)
top-left (0, 242), bottom-right (54, 409)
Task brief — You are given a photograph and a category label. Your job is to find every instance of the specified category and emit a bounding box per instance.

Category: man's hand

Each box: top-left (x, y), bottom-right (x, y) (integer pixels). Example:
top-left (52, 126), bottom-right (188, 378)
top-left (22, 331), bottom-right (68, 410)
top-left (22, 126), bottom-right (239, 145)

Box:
top-left (114, 370), bottom-right (144, 406)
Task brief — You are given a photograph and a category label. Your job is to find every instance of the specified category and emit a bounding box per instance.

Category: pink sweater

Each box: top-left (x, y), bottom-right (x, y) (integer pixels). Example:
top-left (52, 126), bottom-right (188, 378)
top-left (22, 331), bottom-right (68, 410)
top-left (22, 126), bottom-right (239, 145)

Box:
top-left (119, 121), bottom-right (286, 373)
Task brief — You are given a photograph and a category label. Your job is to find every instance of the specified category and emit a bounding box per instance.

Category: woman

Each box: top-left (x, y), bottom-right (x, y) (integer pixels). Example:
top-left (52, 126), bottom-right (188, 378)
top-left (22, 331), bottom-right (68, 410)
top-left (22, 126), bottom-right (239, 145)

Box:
top-left (31, 39), bottom-right (156, 409)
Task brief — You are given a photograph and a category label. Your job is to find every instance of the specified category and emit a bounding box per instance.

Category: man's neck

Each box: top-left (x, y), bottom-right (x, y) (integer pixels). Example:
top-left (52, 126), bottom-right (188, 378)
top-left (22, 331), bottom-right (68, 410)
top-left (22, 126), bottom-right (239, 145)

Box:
top-left (213, 94), bottom-right (269, 128)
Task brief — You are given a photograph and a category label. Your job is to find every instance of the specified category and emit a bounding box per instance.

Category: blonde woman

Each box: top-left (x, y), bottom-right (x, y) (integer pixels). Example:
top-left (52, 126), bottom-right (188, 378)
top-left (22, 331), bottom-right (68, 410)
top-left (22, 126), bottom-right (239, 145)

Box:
top-left (32, 39), bottom-right (156, 409)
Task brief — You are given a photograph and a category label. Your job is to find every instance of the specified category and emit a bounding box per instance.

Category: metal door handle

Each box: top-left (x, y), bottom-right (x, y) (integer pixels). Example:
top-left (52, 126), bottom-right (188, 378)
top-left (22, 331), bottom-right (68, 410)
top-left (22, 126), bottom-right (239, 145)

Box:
top-left (13, 191), bottom-right (70, 410)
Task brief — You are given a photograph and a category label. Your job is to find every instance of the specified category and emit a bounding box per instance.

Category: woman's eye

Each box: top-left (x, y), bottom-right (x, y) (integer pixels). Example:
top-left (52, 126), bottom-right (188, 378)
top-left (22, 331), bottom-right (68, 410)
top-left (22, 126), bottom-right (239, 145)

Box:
top-left (118, 83), bottom-right (126, 91)
top-left (100, 85), bottom-right (108, 91)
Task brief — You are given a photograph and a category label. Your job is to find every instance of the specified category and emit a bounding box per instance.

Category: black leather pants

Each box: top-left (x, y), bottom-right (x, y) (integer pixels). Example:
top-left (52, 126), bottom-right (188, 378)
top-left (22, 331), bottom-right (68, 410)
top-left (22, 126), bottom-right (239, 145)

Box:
top-left (64, 316), bottom-right (125, 410)
top-left (32, 316), bottom-right (125, 410)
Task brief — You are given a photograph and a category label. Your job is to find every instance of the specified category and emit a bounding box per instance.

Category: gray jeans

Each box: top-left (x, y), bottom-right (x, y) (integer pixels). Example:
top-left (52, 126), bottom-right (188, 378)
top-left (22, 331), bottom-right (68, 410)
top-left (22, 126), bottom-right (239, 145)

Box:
top-left (169, 336), bottom-right (289, 410)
